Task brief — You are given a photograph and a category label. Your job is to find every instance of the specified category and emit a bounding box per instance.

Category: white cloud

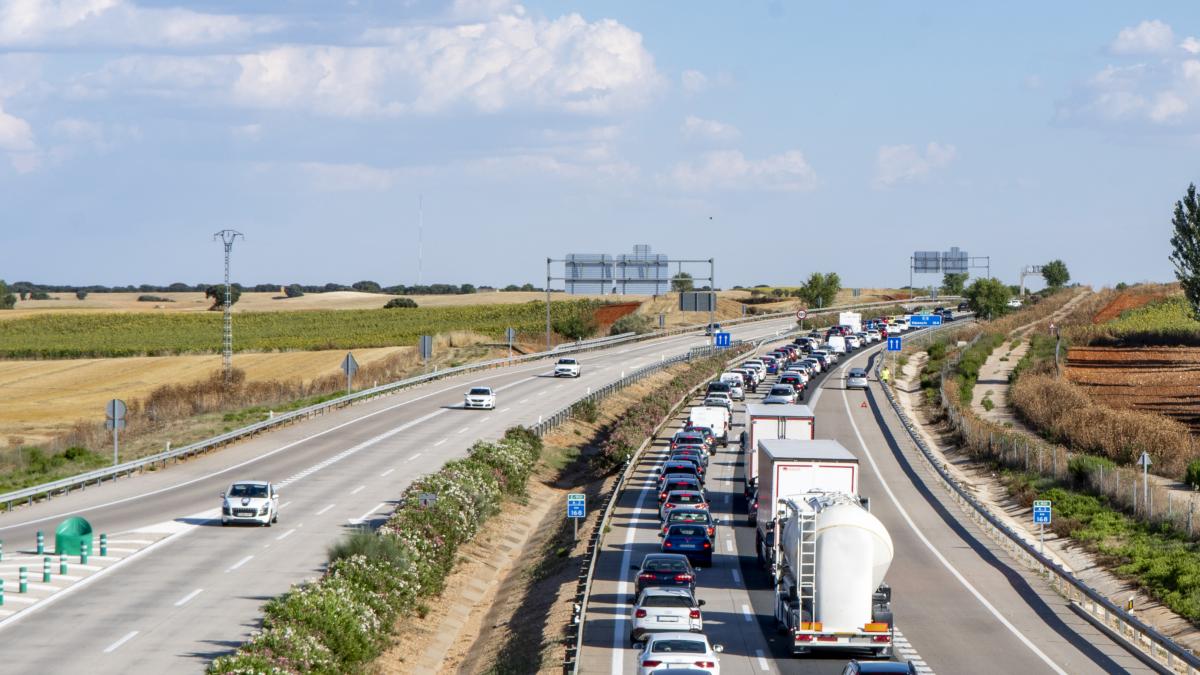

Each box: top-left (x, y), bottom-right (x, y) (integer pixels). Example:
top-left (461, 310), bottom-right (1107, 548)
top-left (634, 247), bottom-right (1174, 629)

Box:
top-left (681, 69), bottom-right (708, 93)
top-left (667, 149), bottom-right (818, 192)
top-left (681, 115), bottom-right (739, 142)
top-left (873, 142), bottom-right (956, 188)
top-left (299, 162), bottom-right (400, 191)
top-left (1110, 19), bottom-right (1174, 55)
top-left (0, 0), bottom-right (274, 48)
top-left (0, 101), bottom-right (36, 172)
top-left (81, 8), bottom-right (661, 118)
top-left (50, 117), bottom-right (138, 151)
top-left (1182, 37), bottom-right (1200, 55)
top-left (1057, 56), bottom-right (1200, 128)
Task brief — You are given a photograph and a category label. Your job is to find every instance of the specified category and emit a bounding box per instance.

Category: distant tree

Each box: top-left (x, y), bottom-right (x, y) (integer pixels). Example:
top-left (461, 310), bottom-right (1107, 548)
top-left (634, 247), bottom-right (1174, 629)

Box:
top-left (1007, 284), bottom-right (1022, 297)
top-left (798, 272), bottom-right (840, 308)
top-left (284, 284), bottom-right (305, 298)
top-left (520, 283), bottom-right (536, 291)
top-left (18, 291), bottom-right (27, 301)
top-left (75, 290), bottom-right (88, 300)
top-left (0, 280), bottom-right (14, 309)
top-left (383, 297), bottom-right (418, 308)
top-left (941, 272), bottom-right (968, 295)
top-left (352, 280), bottom-right (382, 293)
top-left (1041, 260), bottom-right (1070, 289)
top-left (671, 272), bottom-right (695, 292)
top-left (771, 288), bottom-right (785, 298)
top-left (460, 283), bottom-right (477, 294)
top-left (965, 277), bottom-right (1010, 319)
top-left (501, 284), bottom-right (521, 292)
top-left (205, 284), bottom-right (242, 310)
top-left (1115, 282), bottom-right (1129, 291)
top-left (167, 282), bottom-right (192, 292)
top-left (553, 314), bottom-right (597, 340)
top-left (1170, 183), bottom-right (1200, 318)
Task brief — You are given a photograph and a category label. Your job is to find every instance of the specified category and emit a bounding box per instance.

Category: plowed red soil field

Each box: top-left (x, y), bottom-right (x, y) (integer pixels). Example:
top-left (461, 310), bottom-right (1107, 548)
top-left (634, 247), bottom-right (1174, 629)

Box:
top-left (1066, 346), bottom-right (1200, 430)
top-left (593, 302), bottom-right (640, 331)
top-left (1091, 288), bottom-right (1173, 324)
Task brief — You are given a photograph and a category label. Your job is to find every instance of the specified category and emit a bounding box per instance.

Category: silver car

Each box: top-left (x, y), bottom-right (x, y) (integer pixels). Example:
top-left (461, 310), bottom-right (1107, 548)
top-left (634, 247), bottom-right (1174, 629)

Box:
top-left (630, 587), bottom-right (704, 642)
top-left (221, 481), bottom-right (278, 527)
top-left (846, 368), bottom-right (869, 390)
top-left (763, 384), bottom-right (797, 405)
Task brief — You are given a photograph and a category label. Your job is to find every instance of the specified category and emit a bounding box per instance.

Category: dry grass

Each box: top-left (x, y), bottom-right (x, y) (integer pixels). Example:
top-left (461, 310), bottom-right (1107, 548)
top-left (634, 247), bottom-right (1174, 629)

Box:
top-left (1067, 346), bottom-right (1200, 431)
top-left (1010, 371), bottom-right (1200, 479)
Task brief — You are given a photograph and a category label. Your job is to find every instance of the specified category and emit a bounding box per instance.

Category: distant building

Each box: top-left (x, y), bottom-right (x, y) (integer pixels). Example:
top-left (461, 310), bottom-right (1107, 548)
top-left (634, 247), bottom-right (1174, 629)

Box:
top-left (565, 245), bottom-right (670, 295)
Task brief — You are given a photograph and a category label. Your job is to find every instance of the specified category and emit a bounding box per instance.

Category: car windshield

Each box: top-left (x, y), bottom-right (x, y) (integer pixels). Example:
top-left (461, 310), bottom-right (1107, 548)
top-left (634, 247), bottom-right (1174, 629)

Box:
top-left (850, 369), bottom-right (867, 377)
top-left (668, 525), bottom-right (706, 537)
top-left (642, 594), bottom-right (694, 608)
top-left (670, 512), bottom-right (707, 523)
top-left (229, 483), bottom-right (268, 498)
top-left (644, 558), bottom-right (688, 572)
top-left (468, 388), bottom-right (491, 396)
top-left (671, 493), bottom-right (703, 504)
top-left (770, 387), bottom-right (792, 396)
top-left (651, 639), bottom-right (707, 654)
top-left (558, 359), bottom-right (576, 365)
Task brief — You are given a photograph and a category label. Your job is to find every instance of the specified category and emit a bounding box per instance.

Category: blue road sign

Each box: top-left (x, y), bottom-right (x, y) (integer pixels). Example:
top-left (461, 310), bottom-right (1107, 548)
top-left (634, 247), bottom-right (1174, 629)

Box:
top-left (886, 337), bottom-right (902, 352)
top-left (567, 493), bottom-right (586, 519)
top-left (714, 332), bottom-right (731, 348)
top-left (1033, 499), bottom-right (1052, 525)
top-left (908, 314), bottom-right (943, 327)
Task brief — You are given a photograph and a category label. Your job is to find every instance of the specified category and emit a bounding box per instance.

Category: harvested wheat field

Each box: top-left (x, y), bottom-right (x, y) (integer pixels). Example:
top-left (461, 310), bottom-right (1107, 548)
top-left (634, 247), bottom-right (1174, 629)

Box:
top-left (0, 346), bottom-right (411, 445)
top-left (1066, 346), bottom-right (1200, 430)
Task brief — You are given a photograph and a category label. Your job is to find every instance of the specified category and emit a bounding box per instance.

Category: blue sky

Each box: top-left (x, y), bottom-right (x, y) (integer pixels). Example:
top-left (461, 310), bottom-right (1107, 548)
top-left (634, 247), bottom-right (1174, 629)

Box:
top-left (1, 1), bottom-right (1198, 290)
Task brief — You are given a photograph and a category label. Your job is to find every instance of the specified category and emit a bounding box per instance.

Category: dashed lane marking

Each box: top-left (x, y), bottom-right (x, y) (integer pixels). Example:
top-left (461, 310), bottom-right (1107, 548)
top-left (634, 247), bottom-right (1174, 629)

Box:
top-left (316, 503), bottom-right (335, 515)
top-left (380, 468), bottom-right (395, 477)
top-left (226, 556), bottom-right (253, 572)
top-left (275, 528), bottom-right (296, 541)
top-left (350, 485), bottom-right (365, 495)
top-left (174, 589), bottom-right (203, 607)
top-left (741, 604), bottom-right (753, 622)
top-left (755, 648), bottom-right (769, 672)
top-left (103, 630), bottom-right (138, 653)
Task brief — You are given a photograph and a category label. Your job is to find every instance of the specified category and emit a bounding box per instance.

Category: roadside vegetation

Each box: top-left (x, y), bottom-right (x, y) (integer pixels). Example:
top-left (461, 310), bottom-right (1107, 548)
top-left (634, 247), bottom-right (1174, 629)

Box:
top-left (1069, 295), bottom-right (1200, 347)
top-left (0, 300), bottom-right (608, 358)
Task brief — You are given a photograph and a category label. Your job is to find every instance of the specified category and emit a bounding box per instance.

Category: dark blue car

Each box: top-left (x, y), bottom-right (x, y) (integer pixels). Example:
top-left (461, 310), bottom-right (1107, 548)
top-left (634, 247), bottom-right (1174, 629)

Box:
top-left (661, 524), bottom-right (714, 566)
top-left (633, 553), bottom-right (697, 595)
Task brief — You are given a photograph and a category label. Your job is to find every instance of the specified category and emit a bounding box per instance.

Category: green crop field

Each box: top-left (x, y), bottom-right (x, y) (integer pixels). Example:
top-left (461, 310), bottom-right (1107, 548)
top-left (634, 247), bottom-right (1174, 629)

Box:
top-left (0, 300), bottom-right (605, 358)
top-left (1071, 295), bottom-right (1200, 347)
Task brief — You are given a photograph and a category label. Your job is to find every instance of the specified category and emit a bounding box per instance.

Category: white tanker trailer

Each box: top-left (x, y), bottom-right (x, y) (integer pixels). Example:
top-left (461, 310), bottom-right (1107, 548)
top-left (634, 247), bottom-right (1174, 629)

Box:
top-left (762, 439), bottom-right (895, 656)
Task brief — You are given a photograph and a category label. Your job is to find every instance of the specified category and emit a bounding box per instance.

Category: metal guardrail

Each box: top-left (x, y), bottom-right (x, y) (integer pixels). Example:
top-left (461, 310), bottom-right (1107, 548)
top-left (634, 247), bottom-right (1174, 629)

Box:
top-left (0, 295), bottom-right (946, 512)
top-left (875, 327), bottom-right (1200, 673)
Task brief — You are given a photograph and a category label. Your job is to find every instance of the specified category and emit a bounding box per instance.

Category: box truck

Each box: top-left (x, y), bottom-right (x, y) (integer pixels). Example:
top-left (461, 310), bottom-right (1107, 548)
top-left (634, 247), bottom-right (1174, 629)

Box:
top-left (742, 404), bottom-right (815, 497)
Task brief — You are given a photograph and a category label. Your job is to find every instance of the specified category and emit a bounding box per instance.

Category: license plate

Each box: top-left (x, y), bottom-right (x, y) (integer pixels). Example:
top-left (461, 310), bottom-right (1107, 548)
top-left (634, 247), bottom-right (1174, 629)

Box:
top-left (657, 616), bottom-right (678, 622)
top-left (235, 510), bottom-right (255, 517)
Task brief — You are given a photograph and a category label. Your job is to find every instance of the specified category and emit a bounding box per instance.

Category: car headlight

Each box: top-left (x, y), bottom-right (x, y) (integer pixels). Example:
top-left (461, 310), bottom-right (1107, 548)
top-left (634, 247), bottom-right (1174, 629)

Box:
top-left (259, 504), bottom-right (270, 515)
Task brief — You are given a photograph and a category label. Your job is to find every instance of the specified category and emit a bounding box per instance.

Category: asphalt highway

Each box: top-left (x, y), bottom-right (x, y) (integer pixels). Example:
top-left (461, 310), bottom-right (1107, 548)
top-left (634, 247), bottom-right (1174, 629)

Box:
top-left (0, 317), bottom-right (800, 672)
top-left (579, 327), bottom-right (1151, 675)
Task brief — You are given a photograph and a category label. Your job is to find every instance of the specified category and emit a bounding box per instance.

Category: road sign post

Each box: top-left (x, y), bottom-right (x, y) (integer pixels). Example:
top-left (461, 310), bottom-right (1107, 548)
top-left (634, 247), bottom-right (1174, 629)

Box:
top-left (567, 493), bottom-right (586, 540)
top-left (418, 493), bottom-right (437, 509)
top-left (341, 352), bottom-right (359, 395)
top-left (506, 327), bottom-right (516, 359)
top-left (1139, 452), bottom-right (1152, 514)
top-left (105, 399), bottom-right (127, 466)
top-left (713, 332), bottom-right (731, 349)
top-left (1033, 499), bottom-right (1052, 555)
top-left (797, 308), bottom-right (808, 330)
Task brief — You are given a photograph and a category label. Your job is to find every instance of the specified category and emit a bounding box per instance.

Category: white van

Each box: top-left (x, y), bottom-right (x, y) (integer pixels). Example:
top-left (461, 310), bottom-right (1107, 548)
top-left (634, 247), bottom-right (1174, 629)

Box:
top-left (689, 406), bottom-right (730, 446)
top-left (826, 335), bottom-right (847, 354)
top-left (719, 372), bottom-right (746, 400)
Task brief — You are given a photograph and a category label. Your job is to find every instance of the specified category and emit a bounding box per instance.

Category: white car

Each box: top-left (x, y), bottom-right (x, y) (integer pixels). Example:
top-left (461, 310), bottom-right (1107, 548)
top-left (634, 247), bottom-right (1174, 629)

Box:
top-left (464, 386), bottom-right (496, 409)
top-left (846, 367), bottom-right (870, 390)
top-left (637, 632), bottom-right (723, 674)
top-left (867, 330), bottom-right (881, 343)
top-left (1007, 298), bottom-right (1022, 308)
top-left (221, 481), bottom-right (278, 527)
top-left (845, 335), bottom-right (862, 349)
top-left (554, 358), bottom-right (581, 377)
top-left (630, 588), bottom-right (704, 643)
top-left (718, 373), bottom-right (745, 400)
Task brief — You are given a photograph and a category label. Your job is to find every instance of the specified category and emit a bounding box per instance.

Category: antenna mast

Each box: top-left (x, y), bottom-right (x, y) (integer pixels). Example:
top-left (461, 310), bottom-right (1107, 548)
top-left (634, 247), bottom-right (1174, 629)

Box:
top-left (418, 194), bottom-right (423, 286)
top-left (213, 229), bottom-right (244, 383)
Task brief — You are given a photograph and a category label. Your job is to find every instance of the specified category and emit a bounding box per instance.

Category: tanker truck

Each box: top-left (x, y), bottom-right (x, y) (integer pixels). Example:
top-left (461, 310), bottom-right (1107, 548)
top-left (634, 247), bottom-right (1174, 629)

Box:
top-left (760, 439), bottom-right (895, 657)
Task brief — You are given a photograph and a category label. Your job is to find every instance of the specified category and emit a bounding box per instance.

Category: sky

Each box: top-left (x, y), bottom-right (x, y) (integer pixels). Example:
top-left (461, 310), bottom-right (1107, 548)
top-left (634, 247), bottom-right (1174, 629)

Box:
top-left (1, 1), bottom-right (1199, 291)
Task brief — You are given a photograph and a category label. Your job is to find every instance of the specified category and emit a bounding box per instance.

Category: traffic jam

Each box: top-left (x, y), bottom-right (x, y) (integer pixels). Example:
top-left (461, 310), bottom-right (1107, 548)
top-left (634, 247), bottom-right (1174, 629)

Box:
top-left (625, 310), bottom-right (945, 674)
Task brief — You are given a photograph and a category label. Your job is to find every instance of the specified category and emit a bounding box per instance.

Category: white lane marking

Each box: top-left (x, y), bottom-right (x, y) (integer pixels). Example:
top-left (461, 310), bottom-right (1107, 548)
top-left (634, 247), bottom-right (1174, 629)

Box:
top-left (479, 416), bottom-right (492, 424)
top-left (731, 568), bottom-right (742, 585)
top-left (409, 452), bottom-right (423, 461)
top-left (350, 502), bottom-right (390, 525)
top-left (611, 473), bottom-right (654, 675)
top-left (457, 426), bottom-right (469, 434)
top-left (174, 589), bottom-right (203, 607)
top-left (741, 603), bottom-right (753, 622)
top-left (841, 373), bottom-right (1065, 674)
top-left (101, 539), bottom-right (154, 545)
top-left (755, 648), bottom-right (769, 671)
top-left (499, 407), bottom-right (511, 413)
top-left (275, 528), bottom-right (296, 541)
top-left (434, 439), bottom-right (447, 446)
top-left (724, 539), bottom-right (733, 552)
top-left (103, 630), bottom-right (138, 653)
top-left (316, 503), bottom-right (335, 515)
top-left (226, 555), bottom-right (253, 572)
top-left (380, 468), bottom-right (395, 477)
top-left (279, 501), bottom-right (291, 510)
top-left (518, 398), bottom-right (528, 404)
top-left (350, 485), bottom-right (365, 495)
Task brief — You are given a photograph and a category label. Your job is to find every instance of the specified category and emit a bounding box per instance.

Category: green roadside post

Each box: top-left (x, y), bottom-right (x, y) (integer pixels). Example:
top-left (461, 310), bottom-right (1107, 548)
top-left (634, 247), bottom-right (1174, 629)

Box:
top-left (19, 566), bottom-right (27, 593)
top-left (100, 534), bottom-right (107, 557)
top-left (0, 578), bottom-right (4, 606)
top-left (36, 530), bottom-right (43, 555)
top-left (42, 556), bottom-right (50, 583)
top-left (59, 555), bottom-right (67, 576)
top-left (0, 538), bottom-right (4, 561)
top-left (81, 540), bottom-right (89, 565)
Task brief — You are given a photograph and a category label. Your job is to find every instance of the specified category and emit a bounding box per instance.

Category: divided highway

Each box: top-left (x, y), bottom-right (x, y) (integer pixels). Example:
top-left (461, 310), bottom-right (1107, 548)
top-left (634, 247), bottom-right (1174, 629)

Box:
top-left (579, 326), bottom-right (1152, 674)
top-left (0, 317), bottom-right (799, 673)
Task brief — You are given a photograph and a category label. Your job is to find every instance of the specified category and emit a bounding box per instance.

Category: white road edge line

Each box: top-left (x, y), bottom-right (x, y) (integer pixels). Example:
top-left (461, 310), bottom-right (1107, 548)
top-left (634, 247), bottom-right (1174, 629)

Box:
top-left (103, 630), bottom-right (138, 653)
top-left (754, 648), bottom-right (770, 672)
top-left (350, 502), bottom-right (390, 525)
top-left (611, 472), bottom-right (653, 675)
top-left (174, 588), bottom-right (203, 607)
top-left (741, 603), bottom-right (753, 622)
top-left (839, 351), bottom-right (1066, 675)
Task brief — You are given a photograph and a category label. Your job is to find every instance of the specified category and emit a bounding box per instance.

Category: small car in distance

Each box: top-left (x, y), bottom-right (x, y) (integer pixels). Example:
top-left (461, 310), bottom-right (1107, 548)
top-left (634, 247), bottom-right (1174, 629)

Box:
top-left (840, 660), bottom-right (919, 674)
top-left (554, 358), bottom-right (581, 377)
top-left (221, 480), bottom-right (279, 527)
top-left (637, 632), bottom-right (723, 674)
top-left (845, 368), bottom-right (869, 390)
top-left (660, 490), bottom-right (709, 520)
top-left (704, 322), bottom-right (721, 336)
top-left (633, 553), bottom-right (697, 595)
top-left (630, 587), bottom-right (705, 643)
top-left (464, 386), bottom-right (496, 409)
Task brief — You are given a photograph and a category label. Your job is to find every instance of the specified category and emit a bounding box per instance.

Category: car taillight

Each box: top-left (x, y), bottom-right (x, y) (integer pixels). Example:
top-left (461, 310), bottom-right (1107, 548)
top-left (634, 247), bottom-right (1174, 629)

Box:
top-left (702, 541), bottom-right (711, 549)
top-left (694, 661), bottom-right (715, 668)
top-left (642, 661), bottom-right (661, 668)
top-left (872, 635), bottom-right (890, 643)
top-left (663, 541), bottom-right (672, 548)
top-left (638, 573), bottom-right (656, 581)
top-left (707, 527), bottom-right (715, 536)
top-left (696, 503), bottom-right (708, 509)
top-left (635, 609), bottom-right (647, 618)
top-left (795, 635), bottom-right (813, 642)
top-left (660, 492), bottom-right (668, 500)
top-left (674, 574), bottom-right (693, 582)
top-left (690, 609), bottom-right (701, 619)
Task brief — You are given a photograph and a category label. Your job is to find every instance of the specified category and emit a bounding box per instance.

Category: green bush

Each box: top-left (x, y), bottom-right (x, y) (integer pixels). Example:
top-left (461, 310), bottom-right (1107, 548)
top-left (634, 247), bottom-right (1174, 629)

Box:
top-left (573, 399), bottom-right (599, 424)
top-left (29, 291), bottom-right (51, 300)
top-left (1186, 459), bottom-right (1200, 490)
top-left (1068, 455), bottom-right (1116, 485)
top-left (383, 297), bottom-right (417, 309)
top-left (74, 290), bottom-right (88, 300)
top-left (610, 313), bottom-right (653, 336)
top-left (553, 314), bottom-right (597, 341)
top-left (981, 398), bottom-right (994, 411)
top-left (137, 295), bottom-right (173, 302)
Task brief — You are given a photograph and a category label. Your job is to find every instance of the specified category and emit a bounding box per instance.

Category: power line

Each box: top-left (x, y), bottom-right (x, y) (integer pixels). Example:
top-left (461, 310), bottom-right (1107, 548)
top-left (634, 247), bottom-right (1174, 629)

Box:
top-left (213, 229), bottom-right (243, 383)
